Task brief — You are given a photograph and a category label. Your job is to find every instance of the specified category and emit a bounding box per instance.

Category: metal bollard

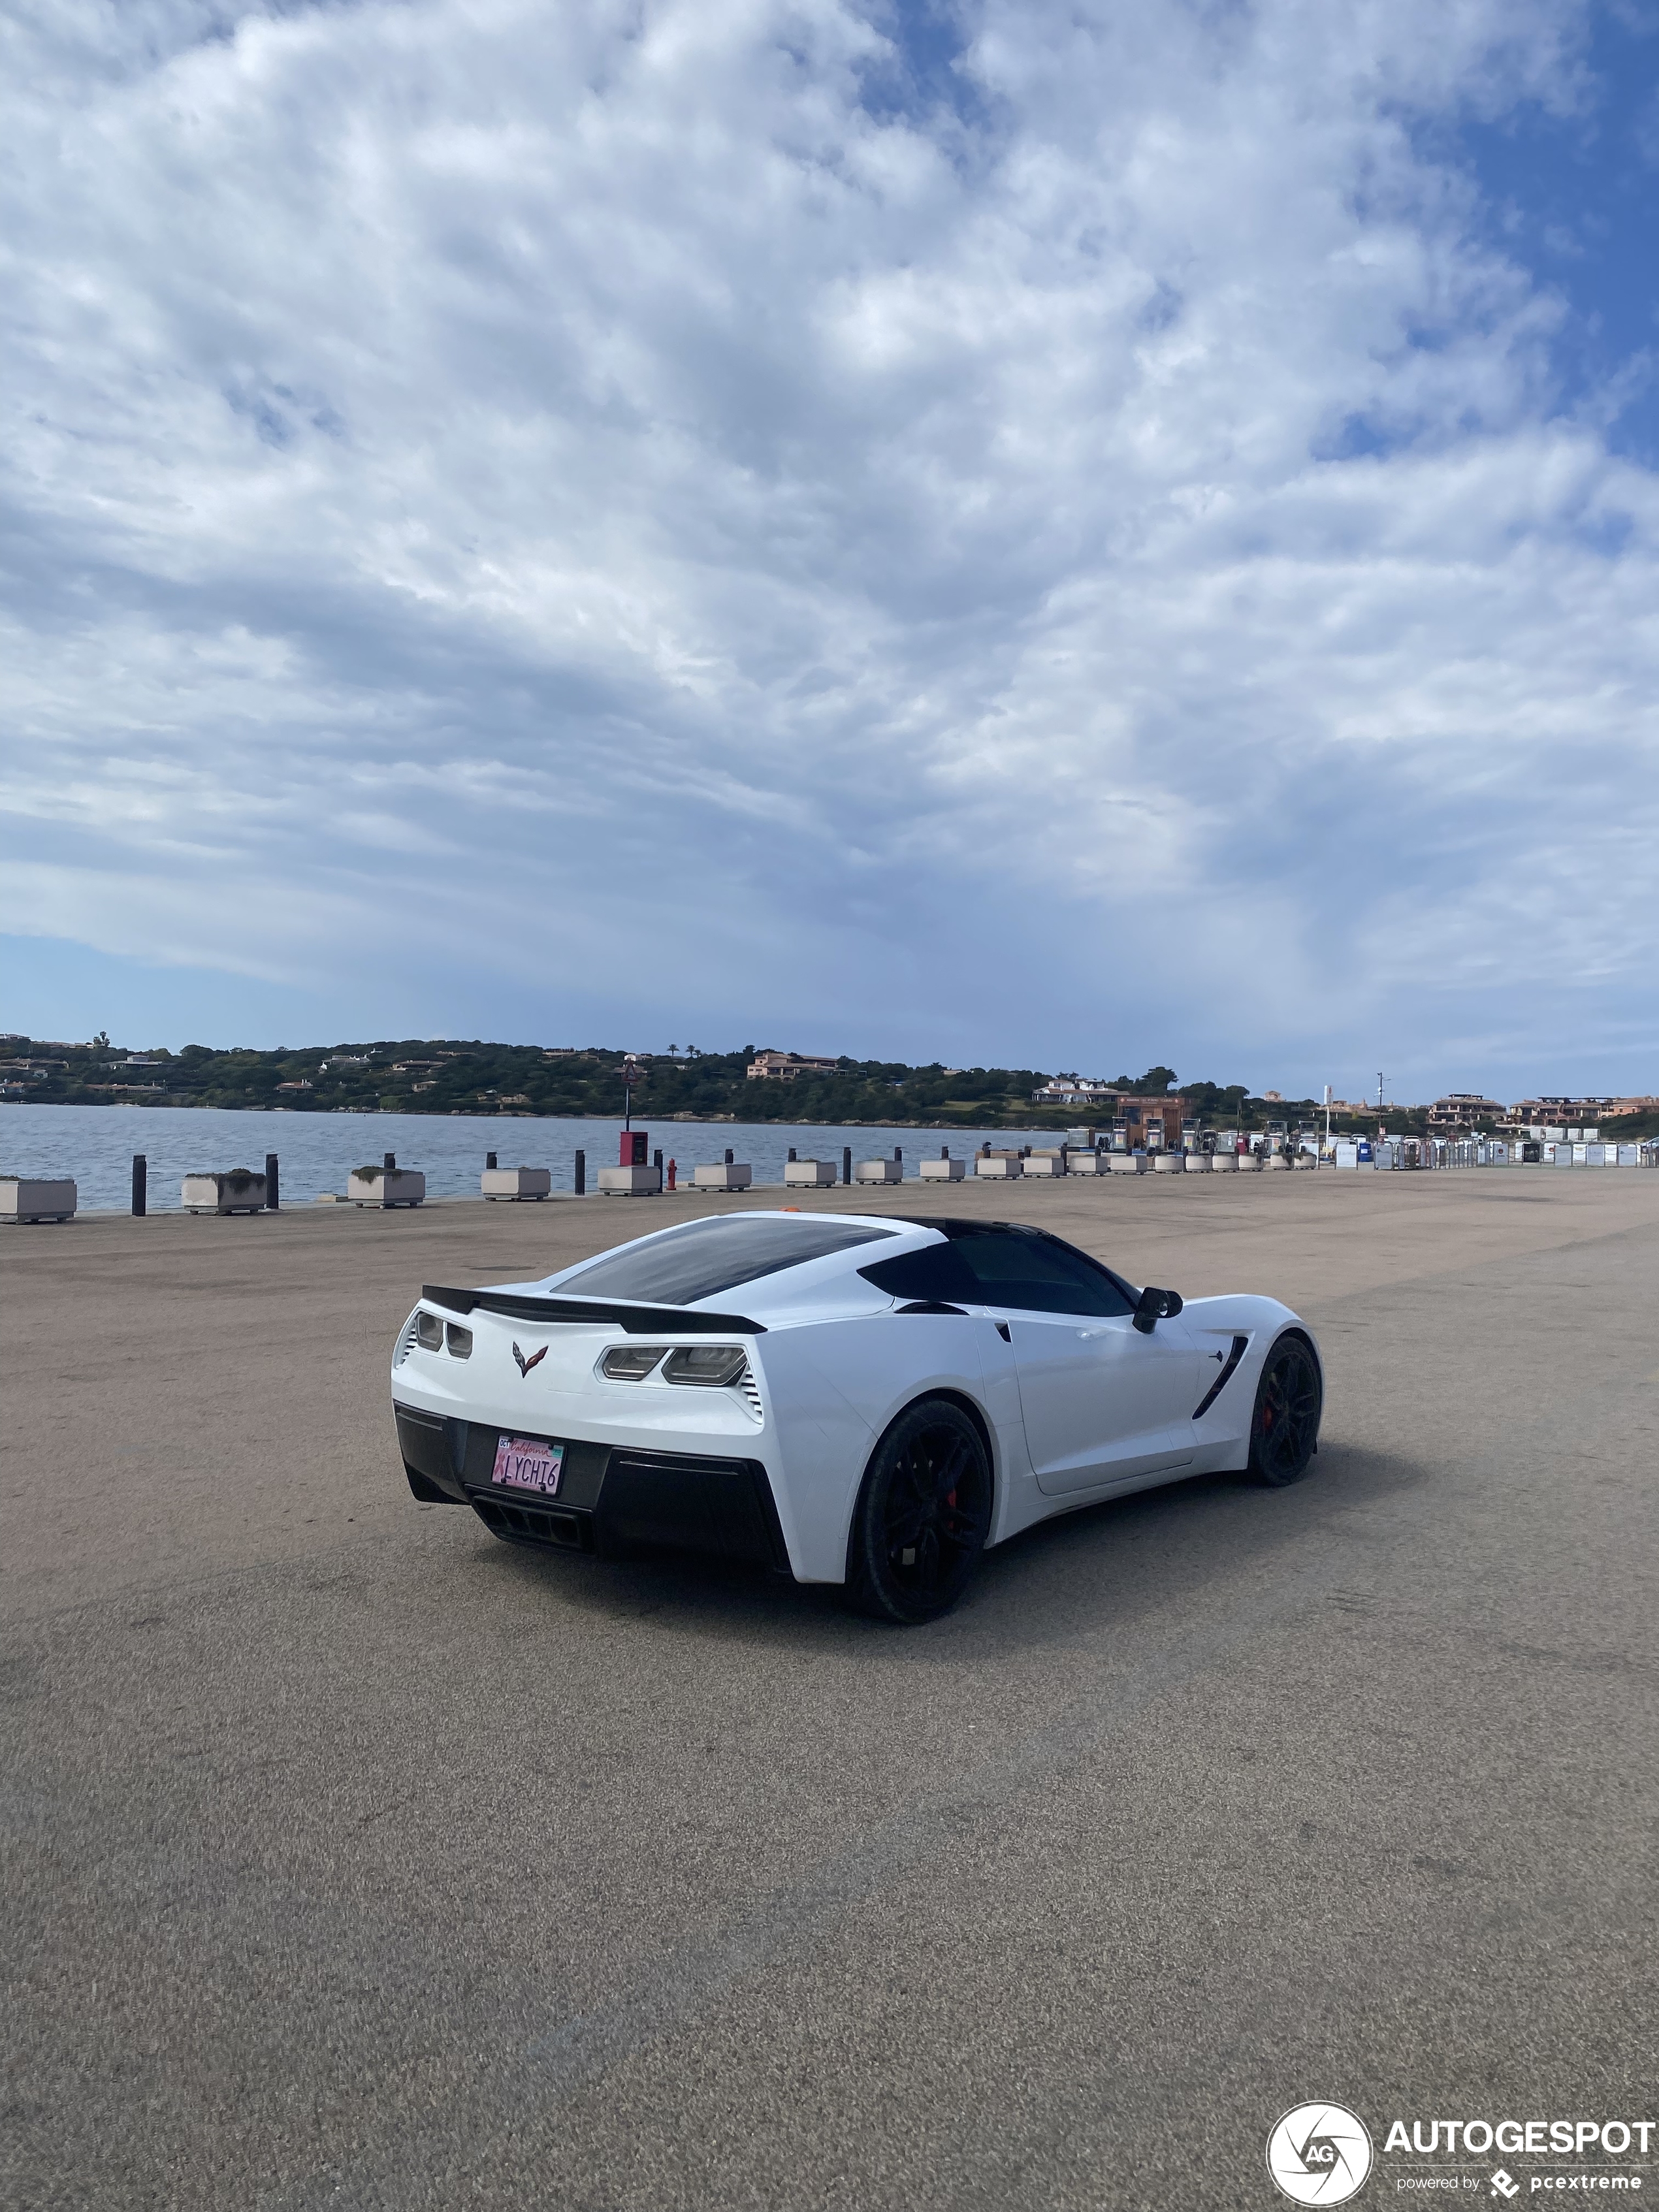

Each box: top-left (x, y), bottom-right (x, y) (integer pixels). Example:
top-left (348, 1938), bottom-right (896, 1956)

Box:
top-left (788, 1147), bottom-right (797, 1162)
top-left (654, 1149), bottom-right (663, 1173)
top-left (265, 1153), bottom-right (280, 1211)
top-left (843, 1146), bottom-right (852, 1185)
top-left (941, 1144), bottom-right (949, 1159)
top-left (668, 1157), bottom-right (677, 1191)
top-left (894, 1146), bottom-right (901, 1163)
top-left (383, 1151), bottom-right (396, 1172)
top-left (486, 1151), bottom-right (497, 1172)
top-left (724, 1148), bottom-right (733, 1165)
top-left (573, 1148), bottom-right (585, 1196)
top-left (131, 1153), bottom-right (147, 1217)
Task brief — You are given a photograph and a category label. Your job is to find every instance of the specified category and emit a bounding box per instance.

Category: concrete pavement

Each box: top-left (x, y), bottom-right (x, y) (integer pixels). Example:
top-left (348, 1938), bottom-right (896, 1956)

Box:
top-left (3, 1169), bottom-right (1657, 2208)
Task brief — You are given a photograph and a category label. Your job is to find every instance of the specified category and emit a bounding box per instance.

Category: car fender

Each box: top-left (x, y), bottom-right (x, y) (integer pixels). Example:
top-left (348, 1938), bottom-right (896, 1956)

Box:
top-left (1179, 1294), bottom-right (1321, 1466)
top-left (756, 1313), bottom-right (997, 1583)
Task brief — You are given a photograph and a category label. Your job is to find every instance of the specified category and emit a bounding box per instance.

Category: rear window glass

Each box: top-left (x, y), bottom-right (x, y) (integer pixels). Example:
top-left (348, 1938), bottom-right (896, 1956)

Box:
top-left (556, 1215), bottom-right (897, 1306)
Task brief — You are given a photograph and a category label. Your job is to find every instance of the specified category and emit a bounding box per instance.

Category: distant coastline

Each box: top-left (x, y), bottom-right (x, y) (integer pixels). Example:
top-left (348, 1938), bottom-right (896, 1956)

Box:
top-left (0, 1036), bottom-right (1297, 1136)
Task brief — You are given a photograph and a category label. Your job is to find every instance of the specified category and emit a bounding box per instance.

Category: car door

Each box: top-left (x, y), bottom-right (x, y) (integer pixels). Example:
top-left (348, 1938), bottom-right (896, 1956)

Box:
top-left (948, 1228), bottom-right (1206, 1496)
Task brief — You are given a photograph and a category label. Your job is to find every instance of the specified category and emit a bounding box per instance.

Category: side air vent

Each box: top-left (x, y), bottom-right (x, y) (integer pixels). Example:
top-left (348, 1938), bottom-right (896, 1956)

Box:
top-left (393, 1313), bottom-right (420, 1368)
top-left (1193, 1334), bottom-right (1250, 1419)
top-left (737, 1362), bottom-right (764, 1421)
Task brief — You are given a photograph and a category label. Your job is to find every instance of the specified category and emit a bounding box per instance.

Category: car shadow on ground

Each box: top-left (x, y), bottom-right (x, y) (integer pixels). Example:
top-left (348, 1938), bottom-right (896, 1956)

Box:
top-left (461, 1435), bottom-right (1430, 1656)
top-left (963, 1439), bottom-right (1425, 1648)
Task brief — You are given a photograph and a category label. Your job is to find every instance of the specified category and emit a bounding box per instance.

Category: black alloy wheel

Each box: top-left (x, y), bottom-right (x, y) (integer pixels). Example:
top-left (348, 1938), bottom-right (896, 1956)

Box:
top-left (846, 1397), bottom-right (993, 1624)
top-left (1248, 1332), bottom-right (1322, 1486)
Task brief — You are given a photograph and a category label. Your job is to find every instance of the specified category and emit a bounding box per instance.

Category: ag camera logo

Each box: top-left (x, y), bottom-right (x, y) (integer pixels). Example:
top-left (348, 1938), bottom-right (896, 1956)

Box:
top-left (1266, 2103), bottom-right (1374, 2204)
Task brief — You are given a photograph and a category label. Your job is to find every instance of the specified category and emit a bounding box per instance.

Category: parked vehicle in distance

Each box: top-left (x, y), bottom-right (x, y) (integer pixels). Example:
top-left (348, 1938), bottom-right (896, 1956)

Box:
top-left (390, 1210), bottom-right (1323, 1624)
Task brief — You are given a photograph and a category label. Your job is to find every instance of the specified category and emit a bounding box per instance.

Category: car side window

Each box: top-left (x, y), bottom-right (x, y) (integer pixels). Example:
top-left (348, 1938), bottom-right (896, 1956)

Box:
top-left (949, 1230), bottom-right (1135, 1317)
top-left (859, 1242), bottom-right (980, 1304)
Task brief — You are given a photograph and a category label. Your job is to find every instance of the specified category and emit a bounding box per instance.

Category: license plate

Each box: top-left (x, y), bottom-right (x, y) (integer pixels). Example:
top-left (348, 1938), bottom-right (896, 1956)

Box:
top-left (492, 1435), bottom-right (565, 1494)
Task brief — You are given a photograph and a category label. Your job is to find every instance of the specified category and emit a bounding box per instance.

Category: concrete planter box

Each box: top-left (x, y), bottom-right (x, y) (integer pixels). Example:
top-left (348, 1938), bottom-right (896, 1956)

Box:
top-left (347, 1168), bottom-right (425, 1208)
top-left (692, 1163), bottom-right (752, 1189)
top-left (1023, 1154), bottom-right (1068, 1178)
top-left (1236, 1154), bottom-right (1263, 1171)
top-left (784, 1159), bottom-right (838, 1187)
top-left (183, 1170), bottom-right (267, 1215)
top-left (974, 1156), bottom-right (1023, 1179)
top-left (855, 1159), bottom-right (903, 1184)
top-left (1, 1176), bottom-right (76, 1223)
top-left (1212, 1153), bottom-right (1240, 1172)
top-left (598, 1164), bottom-right (662, 1196)
top-left (919, 1157), bottom-right (967, 1181)
top-left (1109, 1153), bottom-right (1147, 1174)
top-left (1184, 1153), bottom-right (1212, 1172)
top-left (1152, 1152), bottom-right (1185, 1172)
top-left (482, 1167), bottom-right (551, 1201)
top-left (1267, 1153), bottom-right (1295, 1170)
top-left (1067, 1151), bottom-right (1106, 1175)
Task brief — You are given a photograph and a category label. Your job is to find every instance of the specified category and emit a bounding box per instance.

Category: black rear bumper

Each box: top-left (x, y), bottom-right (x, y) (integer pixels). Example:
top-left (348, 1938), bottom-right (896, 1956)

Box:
top-left (394, 1404), bottom-right (791, 1575)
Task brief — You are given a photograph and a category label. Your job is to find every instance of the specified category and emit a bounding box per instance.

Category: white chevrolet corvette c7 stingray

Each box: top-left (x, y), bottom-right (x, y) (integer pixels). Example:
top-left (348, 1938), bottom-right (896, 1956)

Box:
top-left (390, 1209), bottom-right (1323, 1623)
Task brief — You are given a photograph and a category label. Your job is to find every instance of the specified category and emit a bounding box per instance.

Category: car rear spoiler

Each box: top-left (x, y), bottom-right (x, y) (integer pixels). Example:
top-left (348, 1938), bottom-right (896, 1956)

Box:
top-left (421, 1285), bottom-right (766, 1335)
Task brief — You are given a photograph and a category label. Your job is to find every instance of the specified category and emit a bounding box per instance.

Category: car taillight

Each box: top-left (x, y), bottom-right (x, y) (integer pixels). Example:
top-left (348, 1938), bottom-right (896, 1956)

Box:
top-left (662, 1345), bottom-right (747, 1388)
top-left (601, 1345), bottom-right (666, 1381)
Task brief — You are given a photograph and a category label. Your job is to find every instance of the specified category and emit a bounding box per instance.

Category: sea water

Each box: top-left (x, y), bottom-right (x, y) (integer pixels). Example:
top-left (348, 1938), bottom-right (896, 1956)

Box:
top-left (0, 1104), bottom-right (1053, 1213)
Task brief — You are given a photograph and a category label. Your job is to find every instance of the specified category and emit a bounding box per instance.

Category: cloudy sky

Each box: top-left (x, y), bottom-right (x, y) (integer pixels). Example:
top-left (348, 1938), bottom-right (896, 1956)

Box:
top-left (3, 0), bottom-right (1657, 1097)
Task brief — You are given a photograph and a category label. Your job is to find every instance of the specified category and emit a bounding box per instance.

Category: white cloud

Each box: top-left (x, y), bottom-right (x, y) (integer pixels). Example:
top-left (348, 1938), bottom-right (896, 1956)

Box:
top-left (1, 0), bottom-right (1654, 1089)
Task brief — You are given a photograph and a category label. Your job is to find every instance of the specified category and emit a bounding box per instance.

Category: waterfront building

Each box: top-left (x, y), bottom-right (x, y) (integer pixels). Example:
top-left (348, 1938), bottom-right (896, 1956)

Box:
top-left (747, 1050), bottom-right (840, 1081)
top-left (1426, 1093), bottom-right (1505, 1131)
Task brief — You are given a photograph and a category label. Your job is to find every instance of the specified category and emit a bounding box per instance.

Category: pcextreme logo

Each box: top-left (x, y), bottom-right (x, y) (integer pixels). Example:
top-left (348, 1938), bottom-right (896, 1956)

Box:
top-left (1266, 2104), bottom-right (1374, 2204)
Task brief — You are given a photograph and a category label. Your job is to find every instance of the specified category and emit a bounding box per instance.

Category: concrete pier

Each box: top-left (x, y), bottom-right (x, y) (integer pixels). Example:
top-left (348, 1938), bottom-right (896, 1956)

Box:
top-left (6, 1168), bottom-right (1658, 2207)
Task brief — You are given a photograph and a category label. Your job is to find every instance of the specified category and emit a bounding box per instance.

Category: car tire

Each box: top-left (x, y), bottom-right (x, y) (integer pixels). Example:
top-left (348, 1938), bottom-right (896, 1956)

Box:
top-left (1248, 1332), bottom-right (1322, 1486)
top-left (845, 1397), bottom-right (993, 1625)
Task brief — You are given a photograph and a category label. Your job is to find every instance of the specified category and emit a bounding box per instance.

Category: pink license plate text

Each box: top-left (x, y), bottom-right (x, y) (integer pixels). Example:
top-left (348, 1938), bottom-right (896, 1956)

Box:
top-left (492, 1436), bottom-right (564, 1494)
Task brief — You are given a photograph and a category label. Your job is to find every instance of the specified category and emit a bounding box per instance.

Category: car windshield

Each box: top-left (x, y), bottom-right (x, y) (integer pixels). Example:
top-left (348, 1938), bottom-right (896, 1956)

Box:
top-left (555, 1215), bottom-right (898, 1306)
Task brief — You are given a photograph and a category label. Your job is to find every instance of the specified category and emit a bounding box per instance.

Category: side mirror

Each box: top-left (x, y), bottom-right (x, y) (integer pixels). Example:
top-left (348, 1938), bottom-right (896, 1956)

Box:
top-left (1133, 1285), bottom-right (1183, 1334)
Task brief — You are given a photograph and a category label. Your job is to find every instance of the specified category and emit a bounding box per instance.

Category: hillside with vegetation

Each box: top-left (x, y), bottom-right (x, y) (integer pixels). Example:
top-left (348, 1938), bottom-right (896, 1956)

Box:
top-left (0, 1035), bottom-right (1358, 1132)
top-left (1600, 1107), bottom-right (1659, 1142)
